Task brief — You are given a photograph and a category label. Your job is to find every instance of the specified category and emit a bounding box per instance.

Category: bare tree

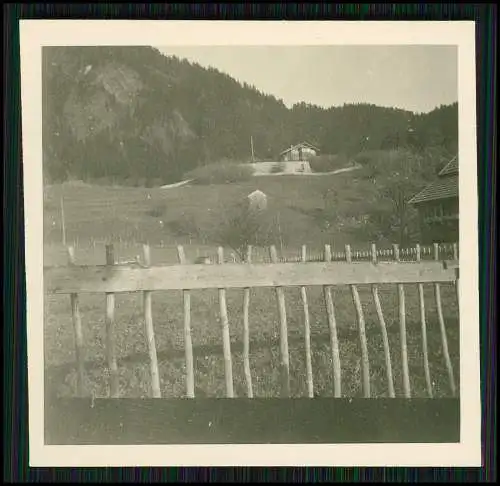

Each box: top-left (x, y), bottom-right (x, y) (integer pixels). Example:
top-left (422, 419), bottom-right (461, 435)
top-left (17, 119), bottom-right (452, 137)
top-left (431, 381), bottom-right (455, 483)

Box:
top-left (213, 201), bottom-right (280, 261)
top-left (367, 149), bottom-right (431, 244)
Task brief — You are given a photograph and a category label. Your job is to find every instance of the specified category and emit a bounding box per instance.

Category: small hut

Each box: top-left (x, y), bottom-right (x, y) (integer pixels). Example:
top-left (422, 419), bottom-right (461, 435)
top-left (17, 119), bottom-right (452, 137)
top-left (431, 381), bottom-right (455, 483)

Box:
top-left (279, 142), bottom-right (320, 162)
top-left (247, 189), bottom-right (268, 212)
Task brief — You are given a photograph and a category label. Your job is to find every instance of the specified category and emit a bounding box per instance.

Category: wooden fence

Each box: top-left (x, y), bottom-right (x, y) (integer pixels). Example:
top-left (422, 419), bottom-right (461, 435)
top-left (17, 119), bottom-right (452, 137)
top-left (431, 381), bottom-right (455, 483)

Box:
top-left (46, 238), bottom-right (458, 263)
top-left (44, 242), bottom-right (460, 400)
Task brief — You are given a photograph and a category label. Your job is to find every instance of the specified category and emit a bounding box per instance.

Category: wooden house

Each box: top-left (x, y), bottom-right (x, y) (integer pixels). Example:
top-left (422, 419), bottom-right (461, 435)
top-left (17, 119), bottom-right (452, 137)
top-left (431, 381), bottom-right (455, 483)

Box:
top-left (408, 155), bottom-right (459, 243)
top-left (279, 142), bottom-right (319, 162)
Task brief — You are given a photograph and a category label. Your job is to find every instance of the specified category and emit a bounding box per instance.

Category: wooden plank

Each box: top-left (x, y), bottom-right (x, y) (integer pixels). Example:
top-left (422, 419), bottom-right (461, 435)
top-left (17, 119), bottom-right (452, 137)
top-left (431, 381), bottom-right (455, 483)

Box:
top-left (416, 244), bottom-right (433, 398)
top-left (323, 245), bottom-right (342, 398)
top-left (242, 245), bottom-right (254, 398)
top-left (218, 247), bottom-right (235, 398)
top-left (370, 244), bottom-right (395, 398)
top-left (44, 260), bottom-right (458, 295)
top-left (346, 245), bottom-right (370, 398)
top-left (67, 246), bottom-right (85, 397)
top-left (142, 244), bottom-right (161, 398)
top-left (394, 244), bottom-right (411, 398)
top-left (105, 244), bottom-right (119, 398)
top-left (177, 245), bottom-right (195, 398)
top-left (301, 245), bottom-right (314, 398)
top-left (434, 243), bottom-right (457, 397)
top-left (443, 260), bottom-right (459, 270)
top-left (270, 245), bottom-right (290, 398)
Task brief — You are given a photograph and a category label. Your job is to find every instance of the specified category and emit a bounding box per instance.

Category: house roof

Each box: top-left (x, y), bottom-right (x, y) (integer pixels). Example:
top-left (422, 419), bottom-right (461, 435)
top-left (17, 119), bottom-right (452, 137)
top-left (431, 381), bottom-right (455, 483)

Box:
top-left (408, 155), bottom-right (459, 205)
top-left (408, 174), bottom-right (458, 205)
top-left (438, 155), bottom-right (458, 176)
top-left (280, 141), bottom-right (320, 155)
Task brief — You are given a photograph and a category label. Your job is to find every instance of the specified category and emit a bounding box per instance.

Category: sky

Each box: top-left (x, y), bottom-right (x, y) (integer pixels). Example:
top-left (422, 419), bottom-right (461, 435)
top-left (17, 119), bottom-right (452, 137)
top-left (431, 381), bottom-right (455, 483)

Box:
top-left (156, 45), bottom-right (457, 114)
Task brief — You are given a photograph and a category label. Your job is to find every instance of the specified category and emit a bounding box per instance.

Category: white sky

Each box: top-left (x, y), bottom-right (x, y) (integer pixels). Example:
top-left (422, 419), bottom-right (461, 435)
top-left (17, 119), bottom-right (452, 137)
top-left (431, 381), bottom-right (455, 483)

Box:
top-left (156, 45), bottom-right (457, 114)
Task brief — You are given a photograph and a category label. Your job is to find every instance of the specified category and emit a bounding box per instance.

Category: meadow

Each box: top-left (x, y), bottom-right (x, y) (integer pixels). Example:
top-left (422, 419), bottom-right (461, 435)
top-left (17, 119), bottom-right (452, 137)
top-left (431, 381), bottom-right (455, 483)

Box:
top-left (43, 176), bottom-right (460, 400)
top-left (43, 171), bottom-right (393, 250)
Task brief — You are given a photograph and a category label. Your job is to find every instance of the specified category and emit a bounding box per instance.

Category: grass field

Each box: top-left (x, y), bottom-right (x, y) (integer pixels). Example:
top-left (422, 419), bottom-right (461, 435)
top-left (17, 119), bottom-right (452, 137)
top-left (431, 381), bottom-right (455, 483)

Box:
top-left (43, 171), bottom-right (392, 250)
top-left (43, 178), bottom-right (460, 400)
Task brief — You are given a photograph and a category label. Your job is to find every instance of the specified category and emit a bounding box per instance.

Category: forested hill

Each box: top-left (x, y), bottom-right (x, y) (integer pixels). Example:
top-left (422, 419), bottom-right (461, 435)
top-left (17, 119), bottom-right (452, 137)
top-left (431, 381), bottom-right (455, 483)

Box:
top-left (43, 46), bottom-right (458, 185)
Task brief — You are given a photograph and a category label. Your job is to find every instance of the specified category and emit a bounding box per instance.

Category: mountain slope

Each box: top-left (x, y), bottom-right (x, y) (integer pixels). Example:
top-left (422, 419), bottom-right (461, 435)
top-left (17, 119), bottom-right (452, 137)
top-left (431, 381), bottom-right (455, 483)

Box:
top-left (42, 46), bottom-right (458, 185)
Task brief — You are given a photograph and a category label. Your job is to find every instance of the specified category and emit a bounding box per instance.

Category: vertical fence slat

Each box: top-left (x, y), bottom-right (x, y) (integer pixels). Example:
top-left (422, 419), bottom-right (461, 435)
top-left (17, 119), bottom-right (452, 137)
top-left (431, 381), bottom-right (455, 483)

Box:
top-left (370, 244), bottom-right (395, 398)
top-left (67, 246), bottom-right (85, 396)
top-left (345, 245), bottom-right (371, 397)
top-left (105, 244), bottom-right (119, 398)
top-left (301, 245), bottom-right (314, 398)
top-left (394, 243), bottom-right (411, 398)
top-left (60, 195), bottom-right (67, 246)
top-left (217, 247), bottom-right (235, 398)
top-left (177, 245), bottom-right (195, 398)
top-left (453, 242), bottom-right (460, 315)
top-left (416, 244), bottom-right (433, 397)
top-left (243, 245), bottom-right (254, 398)
top-left (433, 243), bottom-right (457, 397)
top-left (142, 244), bottom-right (161, 398)
top-left (323, 244), bottom-right (342, 397)
top-left (269, 245), bottom-right (290, 398)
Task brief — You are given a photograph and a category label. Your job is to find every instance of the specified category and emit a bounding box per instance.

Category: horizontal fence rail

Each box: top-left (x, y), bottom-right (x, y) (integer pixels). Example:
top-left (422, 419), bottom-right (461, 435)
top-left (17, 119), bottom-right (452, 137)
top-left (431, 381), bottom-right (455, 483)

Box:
top-left (44, 260), bottom-right (459, 294)
top-left (44, 242), bottom-right (460, 400)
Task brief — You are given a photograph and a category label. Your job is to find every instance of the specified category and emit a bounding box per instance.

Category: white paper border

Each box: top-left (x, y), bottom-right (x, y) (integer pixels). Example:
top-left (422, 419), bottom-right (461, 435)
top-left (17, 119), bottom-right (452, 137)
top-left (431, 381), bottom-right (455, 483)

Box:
top-left (20, 20), bottom-right (481, 467)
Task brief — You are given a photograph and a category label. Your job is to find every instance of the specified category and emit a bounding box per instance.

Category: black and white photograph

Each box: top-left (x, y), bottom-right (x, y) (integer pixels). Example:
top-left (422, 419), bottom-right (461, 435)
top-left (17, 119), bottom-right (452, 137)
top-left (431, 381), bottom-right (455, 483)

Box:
top-left (21, 20), bottom-right (481, 467)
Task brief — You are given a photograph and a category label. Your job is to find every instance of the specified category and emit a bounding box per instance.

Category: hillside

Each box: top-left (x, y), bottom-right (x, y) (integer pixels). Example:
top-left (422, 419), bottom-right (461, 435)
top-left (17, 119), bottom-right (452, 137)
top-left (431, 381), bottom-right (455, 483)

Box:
top-left (44, 145), bottom-right (447, 260)
top-left (44, 172), bottom-right (370, 253)
top-left (42, 46), bottom-right (458, 185)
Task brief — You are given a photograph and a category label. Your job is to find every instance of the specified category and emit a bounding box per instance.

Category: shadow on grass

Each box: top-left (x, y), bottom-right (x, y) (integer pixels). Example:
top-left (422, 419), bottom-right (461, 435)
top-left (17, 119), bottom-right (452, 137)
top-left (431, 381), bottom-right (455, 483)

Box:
top-left (45, 397), bottom-right (461, 445)
top-left (45, 317), bottom-right (460, 401)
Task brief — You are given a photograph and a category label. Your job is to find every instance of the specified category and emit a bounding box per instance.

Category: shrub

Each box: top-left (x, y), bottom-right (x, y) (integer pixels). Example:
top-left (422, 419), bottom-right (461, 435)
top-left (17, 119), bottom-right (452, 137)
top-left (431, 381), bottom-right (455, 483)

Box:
top-left (186, 161), bottom-right (254, 185)
top-left (353, 150), bottom-right (393, 167)
top-left (309, 154), bottom-right (349, 173)
top-left (211, 201), bottom-right (283, 260)
top-left (146, 203), bottom-right (166, 218)
top-left (166, 215), bottom-right (202, 240)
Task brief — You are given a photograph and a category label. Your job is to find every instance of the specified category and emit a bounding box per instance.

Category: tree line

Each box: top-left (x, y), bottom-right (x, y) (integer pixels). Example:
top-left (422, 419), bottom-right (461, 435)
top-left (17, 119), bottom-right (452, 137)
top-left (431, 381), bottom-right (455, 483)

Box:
top-left (43, 46), bottom-right (458, 185)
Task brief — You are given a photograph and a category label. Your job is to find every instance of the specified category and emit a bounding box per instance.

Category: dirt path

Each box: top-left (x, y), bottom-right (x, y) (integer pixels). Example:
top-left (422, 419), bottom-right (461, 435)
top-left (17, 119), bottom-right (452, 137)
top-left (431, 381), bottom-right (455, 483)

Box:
top-left (159, 165), bottom-right (362, 188)
top-left (160, 179), bottom-right (193, 189)
top-left (252, 164), bottom-right (362, 177)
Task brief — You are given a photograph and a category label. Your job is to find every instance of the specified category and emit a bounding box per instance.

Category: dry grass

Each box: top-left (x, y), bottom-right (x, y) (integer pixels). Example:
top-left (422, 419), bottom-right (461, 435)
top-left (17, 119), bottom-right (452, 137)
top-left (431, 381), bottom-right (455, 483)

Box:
top-left (43, 181), bottom-right (460, 400)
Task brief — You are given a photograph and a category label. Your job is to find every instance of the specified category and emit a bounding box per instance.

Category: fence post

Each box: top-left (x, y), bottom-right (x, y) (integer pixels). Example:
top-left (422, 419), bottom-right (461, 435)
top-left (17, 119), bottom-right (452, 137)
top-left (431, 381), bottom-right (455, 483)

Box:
top-left (370, 244), bottom-right (395, 397)
top-left (142, 244), bottom-right (161, 398)
top-left (269, 245), bottom-right (291, 398)
top-left (301, 244), bottom-right (314, 398)
top-left (416, 244), bottom-right (433, 397)
top-left (433, 243), bottom-right (456, 396)
top-left (217, 247), bottom-right (235, 398)
top-left (105, 244), bottom-right (119, 398)
top-left (345, 244), bottom-right (370, 397)
top-left (177, 245), bottom-right (195, 398)
top-left (323, 244), bottom-right (342, 398)
top-left (60, 194), bottom-right (66, 247)
top-left (394, 243), bottom-right (411, 398)
top-left (67, 246), bottom-right (85, 396)
top-left (453, 242), bottom-right (460, 314)
top-left (242, 245), bottom-right (254, 398)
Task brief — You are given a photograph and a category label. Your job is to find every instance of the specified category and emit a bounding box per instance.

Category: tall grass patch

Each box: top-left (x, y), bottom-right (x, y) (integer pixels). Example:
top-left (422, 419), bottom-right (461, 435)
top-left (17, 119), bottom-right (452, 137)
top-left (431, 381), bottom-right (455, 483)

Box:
top-left (187, 161), bottom-right (254, 185)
